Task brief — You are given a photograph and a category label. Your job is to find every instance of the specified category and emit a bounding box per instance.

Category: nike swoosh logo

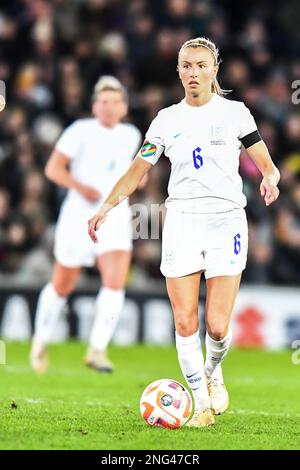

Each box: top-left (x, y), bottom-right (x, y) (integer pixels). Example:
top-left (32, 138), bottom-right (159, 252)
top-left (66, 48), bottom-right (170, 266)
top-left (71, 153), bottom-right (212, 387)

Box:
top-left (186, 372), bottom-right (199, 379)
top-left (173, 133), bottom-right (181, 139)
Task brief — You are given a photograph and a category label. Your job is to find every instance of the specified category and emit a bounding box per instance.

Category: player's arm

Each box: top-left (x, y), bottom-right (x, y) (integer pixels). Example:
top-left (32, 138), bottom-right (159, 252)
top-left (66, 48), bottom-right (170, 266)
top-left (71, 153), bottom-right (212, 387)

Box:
top-left (137, 173), bottom-right (149, 189)
top-left (45, 150), bottom-right (100, 202)
top-left (246, 140), bottom-right (280, 206)
top-left (88, 155), bottom-right (152, 243)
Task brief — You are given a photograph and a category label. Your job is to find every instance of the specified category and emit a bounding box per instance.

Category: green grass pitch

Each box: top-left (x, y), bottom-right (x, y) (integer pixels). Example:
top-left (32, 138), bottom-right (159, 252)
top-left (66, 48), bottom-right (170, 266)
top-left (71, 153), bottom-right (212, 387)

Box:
top-left (0, 342), bottom-right (299, 450)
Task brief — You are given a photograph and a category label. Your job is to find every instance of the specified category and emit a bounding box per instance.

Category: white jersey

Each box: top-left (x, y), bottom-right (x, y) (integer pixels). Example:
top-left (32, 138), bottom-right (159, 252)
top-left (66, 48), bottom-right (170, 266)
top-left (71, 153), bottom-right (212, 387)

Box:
top-left (56, 118), bottom-right (141, 214)
top-left (53, 118), bottom-right (141, 266)
top-left (139, 94), bottom-right (259, 213)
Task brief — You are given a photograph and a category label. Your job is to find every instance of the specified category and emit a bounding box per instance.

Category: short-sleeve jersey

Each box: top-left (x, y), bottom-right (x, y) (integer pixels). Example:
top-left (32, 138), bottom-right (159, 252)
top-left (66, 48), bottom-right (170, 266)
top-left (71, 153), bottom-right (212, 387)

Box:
top-left (55, 118), bottom-right (141, 210)
top-left (139, 94), bottom-right (260, 213)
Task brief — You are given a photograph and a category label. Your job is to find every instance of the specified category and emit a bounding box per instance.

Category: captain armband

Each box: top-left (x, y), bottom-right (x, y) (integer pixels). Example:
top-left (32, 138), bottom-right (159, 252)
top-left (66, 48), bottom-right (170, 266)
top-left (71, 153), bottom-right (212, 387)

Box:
top-left (240, 130), bottom-right (262, 149)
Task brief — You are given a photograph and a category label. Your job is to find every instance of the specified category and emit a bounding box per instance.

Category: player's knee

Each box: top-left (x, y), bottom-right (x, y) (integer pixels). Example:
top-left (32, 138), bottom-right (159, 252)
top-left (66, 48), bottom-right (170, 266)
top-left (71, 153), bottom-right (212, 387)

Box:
top-left (206, 323), bottom-right (228, 341)
top-left (53, 282), bottom-right (74, 298)
top-left (176, 313), bottom-right (198, 337)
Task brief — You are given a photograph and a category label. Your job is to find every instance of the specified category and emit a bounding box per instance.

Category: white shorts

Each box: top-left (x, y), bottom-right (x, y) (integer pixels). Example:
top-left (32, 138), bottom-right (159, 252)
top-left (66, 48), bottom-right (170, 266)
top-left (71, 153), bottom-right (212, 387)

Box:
top-left (161, 208), bottom-right (248, 279)
top-left (54, 202), bottom-right (132, 268)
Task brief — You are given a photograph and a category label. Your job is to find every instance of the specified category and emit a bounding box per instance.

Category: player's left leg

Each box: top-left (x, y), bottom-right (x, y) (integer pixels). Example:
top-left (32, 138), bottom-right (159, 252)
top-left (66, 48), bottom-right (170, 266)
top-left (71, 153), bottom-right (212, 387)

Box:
top-left (85, 250), bottom-right (132, 372)
top-left (205, 273), bottom-right (242, 414)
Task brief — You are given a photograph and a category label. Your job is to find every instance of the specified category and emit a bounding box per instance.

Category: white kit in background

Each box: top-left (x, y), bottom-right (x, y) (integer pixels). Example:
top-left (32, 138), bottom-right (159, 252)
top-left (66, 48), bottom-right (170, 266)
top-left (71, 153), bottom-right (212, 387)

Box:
top-left (55, 118), bottom-right (141, 267)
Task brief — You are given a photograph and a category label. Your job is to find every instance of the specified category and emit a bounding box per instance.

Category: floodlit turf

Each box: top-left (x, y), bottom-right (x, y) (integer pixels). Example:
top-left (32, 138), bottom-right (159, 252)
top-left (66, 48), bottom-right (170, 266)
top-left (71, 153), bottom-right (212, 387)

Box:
top-left (0, 342), bottom-right (299, 450)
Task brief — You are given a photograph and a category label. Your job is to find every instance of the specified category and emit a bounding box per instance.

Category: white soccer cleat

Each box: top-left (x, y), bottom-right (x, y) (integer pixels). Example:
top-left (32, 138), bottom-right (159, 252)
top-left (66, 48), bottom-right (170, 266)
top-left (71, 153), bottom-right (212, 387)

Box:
top-left (30, 341), bottom-right (48, 374)
top-left (85, 348), bottom-right (114, 373)
top-left (185, 408), bottom-right (215, 428)
top-left (206, 369), bottom-right (229, 415)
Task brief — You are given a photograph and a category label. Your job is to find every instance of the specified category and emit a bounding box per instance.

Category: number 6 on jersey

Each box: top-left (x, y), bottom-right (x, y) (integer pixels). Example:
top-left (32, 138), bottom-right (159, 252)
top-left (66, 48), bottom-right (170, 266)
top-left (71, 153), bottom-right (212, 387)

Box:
top-left (234, 233), bottom-right (241, 254)
top-left (193, 146), bottom-right (204, 170)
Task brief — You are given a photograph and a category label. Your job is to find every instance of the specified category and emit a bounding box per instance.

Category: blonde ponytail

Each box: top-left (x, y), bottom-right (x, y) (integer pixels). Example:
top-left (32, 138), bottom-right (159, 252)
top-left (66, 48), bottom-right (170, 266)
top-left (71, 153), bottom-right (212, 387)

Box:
top-left (212, 77), bottom-right (227, 96)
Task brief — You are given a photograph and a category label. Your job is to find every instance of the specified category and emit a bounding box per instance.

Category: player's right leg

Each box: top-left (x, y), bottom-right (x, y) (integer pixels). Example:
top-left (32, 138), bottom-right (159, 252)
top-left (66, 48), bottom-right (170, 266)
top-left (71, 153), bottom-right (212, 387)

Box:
top-left (166, 273), bottom-right (214, 428)
top-left (85, 205), bottom-right (133, 373)
top-left (85, 250), bottom-right (131, 373)
top-left (30, 262), bottom-right (81, 373)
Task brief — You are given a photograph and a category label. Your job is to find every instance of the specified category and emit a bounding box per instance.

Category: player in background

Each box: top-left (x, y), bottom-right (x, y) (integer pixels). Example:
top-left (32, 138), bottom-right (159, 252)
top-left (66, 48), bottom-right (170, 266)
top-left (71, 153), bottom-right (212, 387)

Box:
top-left (30, 76), bottom-right (142, 374)
top-left (88, 38), bottom-right (280, 427)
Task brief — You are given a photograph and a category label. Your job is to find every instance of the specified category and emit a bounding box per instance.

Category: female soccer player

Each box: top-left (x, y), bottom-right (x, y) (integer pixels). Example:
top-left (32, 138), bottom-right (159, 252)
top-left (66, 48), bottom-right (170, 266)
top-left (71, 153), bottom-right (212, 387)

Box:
top-left (88, 38), bottom-right (280, 427)
top-left (30, 76), bottom-right (141, 374)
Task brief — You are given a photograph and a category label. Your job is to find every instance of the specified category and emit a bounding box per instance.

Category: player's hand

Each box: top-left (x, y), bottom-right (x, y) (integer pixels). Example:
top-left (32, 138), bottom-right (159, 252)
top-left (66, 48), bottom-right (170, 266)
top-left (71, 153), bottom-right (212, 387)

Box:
top-left (260, 177), bottom-right (280, 206)
top-left (77, 184), bottom-right (101, 202)
top-left (88, 213), bottom-right (107, 243)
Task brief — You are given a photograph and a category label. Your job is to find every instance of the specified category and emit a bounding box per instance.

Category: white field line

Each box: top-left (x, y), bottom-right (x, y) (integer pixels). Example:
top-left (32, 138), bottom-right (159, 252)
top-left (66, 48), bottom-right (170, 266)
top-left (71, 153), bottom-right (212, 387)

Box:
top-left (229, 377), bottom-right (280, 385)
top-left (9, 398), bottom-right (123, 408)
top-left (3, 365), bottom-right (31, 373)
top-left (23, 398), bottom-right (44, 404)
top-left (2, 368), bottom-right (286, 385)
top-left (2, 365), bottom-right (144, 378)
top-left (8, 399), bottom-right (300, 418)
top-left (2, 365), bottom-right (90, 376)
top-left (1, 367), bottom-right (282, 382)
top-left (227, 409), bottom-right (300, 418)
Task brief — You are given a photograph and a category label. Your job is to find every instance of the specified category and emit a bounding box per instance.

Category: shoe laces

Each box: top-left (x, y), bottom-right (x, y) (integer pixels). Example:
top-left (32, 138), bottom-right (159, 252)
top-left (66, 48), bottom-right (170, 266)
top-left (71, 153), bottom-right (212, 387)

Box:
top-left (192, 407), bottom-right (212, 421)
top-left (211, 377), bottom-right (220, 387)
top-left (207, 375), bottom-right (224, 394)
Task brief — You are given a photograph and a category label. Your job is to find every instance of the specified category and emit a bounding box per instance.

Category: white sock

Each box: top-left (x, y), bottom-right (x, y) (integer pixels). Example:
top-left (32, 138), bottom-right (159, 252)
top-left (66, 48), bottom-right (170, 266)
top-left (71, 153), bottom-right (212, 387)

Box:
top-left (175, 330), bottom-right (210, 411)
top-left (204, 329), bottom-right (232, 378)
top-left (89, 287), bottom-right (125, 351)
top-left (33, 283), bottom-right (67, 346)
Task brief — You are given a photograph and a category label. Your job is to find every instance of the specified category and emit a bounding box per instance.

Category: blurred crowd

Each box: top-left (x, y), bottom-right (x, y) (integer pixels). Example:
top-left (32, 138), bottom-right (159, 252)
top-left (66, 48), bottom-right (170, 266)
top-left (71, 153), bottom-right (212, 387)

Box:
top-left (0, 0), bottom-right (300, 288)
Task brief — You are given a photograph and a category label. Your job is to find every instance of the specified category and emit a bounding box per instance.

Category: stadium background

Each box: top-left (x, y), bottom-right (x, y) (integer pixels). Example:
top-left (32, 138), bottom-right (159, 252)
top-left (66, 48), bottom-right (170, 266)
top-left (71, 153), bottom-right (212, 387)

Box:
top-left (0, 0), bottom-right (300, 349)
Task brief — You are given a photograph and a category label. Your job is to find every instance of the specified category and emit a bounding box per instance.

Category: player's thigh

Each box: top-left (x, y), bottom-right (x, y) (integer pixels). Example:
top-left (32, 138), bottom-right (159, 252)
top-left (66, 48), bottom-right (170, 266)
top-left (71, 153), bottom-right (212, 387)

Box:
top-left (166, 272), bottom-right (201, 334)
top-left (96, 250), bottom-right (132, 289)
top-left (205, 273), bottom-right (242, 339)
top-left (52, 261), bottom-right (81, 297)
top-left (204, 209), bottom-right (248, 279)
top-left (161, 209), bottom-right (205, 278)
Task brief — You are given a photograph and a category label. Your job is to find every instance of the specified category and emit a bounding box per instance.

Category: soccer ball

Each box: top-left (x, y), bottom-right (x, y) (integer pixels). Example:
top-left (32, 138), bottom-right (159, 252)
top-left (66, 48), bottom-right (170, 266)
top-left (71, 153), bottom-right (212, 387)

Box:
top-left (140, 379), bottom-right (192, 429)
